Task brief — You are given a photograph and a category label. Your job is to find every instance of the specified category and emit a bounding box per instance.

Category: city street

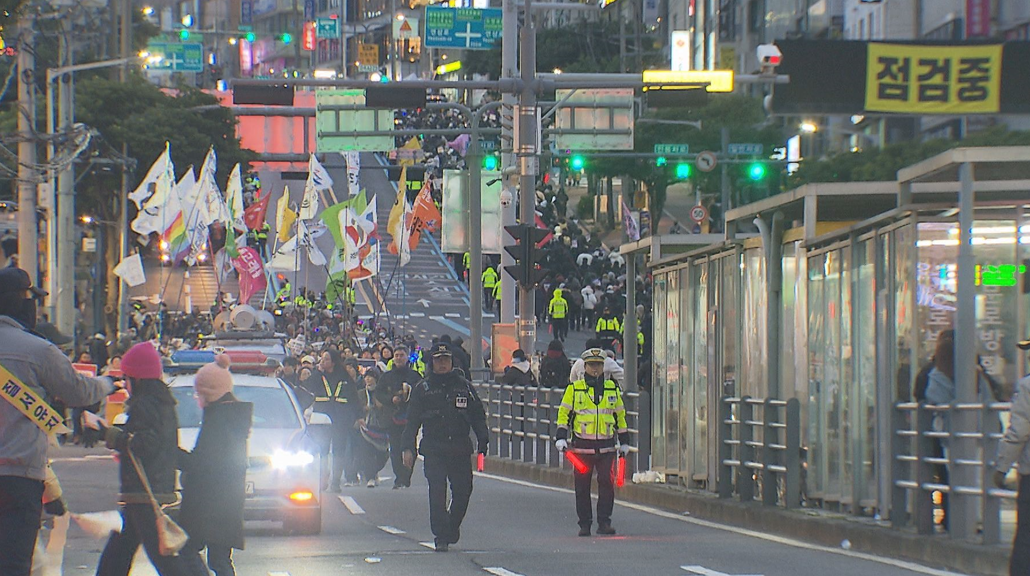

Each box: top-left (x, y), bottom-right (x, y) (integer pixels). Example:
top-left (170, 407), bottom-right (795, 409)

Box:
top-left (48, 444), bottom-right (964, 576)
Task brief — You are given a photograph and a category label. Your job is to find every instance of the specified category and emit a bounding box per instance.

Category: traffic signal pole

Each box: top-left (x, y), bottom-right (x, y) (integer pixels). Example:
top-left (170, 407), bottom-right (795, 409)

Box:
top-left (499, 0), bottom-right (518, 326)
top-left (516, 0), bottom-right (538, 354)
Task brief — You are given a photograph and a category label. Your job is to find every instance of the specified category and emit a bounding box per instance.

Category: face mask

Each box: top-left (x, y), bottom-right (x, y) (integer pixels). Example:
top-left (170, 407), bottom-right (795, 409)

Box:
top-left (16, 298), bottom-right (36, 331)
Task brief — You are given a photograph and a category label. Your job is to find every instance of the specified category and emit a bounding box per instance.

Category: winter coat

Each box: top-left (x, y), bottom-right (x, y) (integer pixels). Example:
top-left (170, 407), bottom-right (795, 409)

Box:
top-left (402, 369), bottom-right (489, 457)
top-left (178, 393), bottom-right (253, 549)
top-left (500, 360), bottom-right (537, 387)
top-left (105, 379), bottom-right (180, 504)
top-left (539, 352), bottom-right (571, 388)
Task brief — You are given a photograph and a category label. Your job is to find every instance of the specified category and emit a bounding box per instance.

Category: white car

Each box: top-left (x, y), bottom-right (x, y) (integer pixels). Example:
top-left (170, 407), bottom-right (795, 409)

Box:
top-left (166, 350), bottom-right (328, 535)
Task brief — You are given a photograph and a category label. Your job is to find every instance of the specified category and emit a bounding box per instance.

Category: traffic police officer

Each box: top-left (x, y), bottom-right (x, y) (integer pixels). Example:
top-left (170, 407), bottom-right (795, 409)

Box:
top-left (594, 307), bottom-right (622, 351)
top-left (555, 348), bottom-right (630, 536)
top-left (548, 288), bottom-right (569, 342)
top-left (402, 343), bottom-right (489, 552)
top-left (481, 265), bottom-right (498, 312)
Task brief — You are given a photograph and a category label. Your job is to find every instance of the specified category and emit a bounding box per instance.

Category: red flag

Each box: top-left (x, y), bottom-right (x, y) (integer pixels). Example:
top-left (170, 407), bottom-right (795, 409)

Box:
top-left (232, 247), bottom-right (267, 303)
top-left (243, 194), bottom-right (271, 230)
top-left (407, 180), bottom-right (442, 249)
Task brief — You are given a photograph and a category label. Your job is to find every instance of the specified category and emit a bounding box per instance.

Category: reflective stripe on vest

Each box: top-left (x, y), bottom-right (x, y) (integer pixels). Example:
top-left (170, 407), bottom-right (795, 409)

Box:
top-left (314, 376), bottom-right (348, 404)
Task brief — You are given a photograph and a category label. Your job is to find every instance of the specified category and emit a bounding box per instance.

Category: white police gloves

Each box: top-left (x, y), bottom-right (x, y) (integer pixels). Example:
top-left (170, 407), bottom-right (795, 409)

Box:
top-left (555, 439), bottom-right (568, 452)
top-left (618, 444), bottom-right (632, 456)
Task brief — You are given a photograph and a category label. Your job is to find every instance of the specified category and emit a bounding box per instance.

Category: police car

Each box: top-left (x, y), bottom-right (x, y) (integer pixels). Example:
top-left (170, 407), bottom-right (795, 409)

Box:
top-left (166, 350), bottom-right (327, 534)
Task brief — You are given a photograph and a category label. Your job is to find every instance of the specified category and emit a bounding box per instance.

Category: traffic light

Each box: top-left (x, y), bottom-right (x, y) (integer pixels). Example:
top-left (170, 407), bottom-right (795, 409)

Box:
top-left (747, 162), bottom-right (767, 181)
top-left (280, 32), bottom-right (292, 44)
top-left (483, 154), bottom-right (499, 171)
top-left (503, 224), bottom-right (549, 288)
top-left (570, 155), bottom-right (585, 171)
top-left (179, 29), bottom-right (190, 41)
top-left (656, 156), bottom-right (667, 167)
top-left (245, 32), bottom-right (256, 42)
top-left (675, 162), bottom-right (692, 180)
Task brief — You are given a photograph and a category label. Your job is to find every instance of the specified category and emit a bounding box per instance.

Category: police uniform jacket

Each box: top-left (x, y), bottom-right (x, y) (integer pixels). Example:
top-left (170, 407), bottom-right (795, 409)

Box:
top-left (402, 369), bottom-right (489, 457)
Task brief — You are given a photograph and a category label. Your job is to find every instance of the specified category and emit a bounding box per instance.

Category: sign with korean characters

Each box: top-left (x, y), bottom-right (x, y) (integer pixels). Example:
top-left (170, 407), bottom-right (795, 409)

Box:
top-left (864, 43), bottom-right (1003, 114)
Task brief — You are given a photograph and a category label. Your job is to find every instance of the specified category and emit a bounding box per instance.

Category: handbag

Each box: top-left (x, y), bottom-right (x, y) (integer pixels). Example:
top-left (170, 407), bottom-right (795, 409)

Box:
top-left (126, 441), bottom-right (188, 556)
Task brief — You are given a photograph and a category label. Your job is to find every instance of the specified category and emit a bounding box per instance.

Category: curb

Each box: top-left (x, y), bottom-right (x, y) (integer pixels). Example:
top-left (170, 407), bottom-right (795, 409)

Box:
top-left (484, 457), bottom-right (1010, 576)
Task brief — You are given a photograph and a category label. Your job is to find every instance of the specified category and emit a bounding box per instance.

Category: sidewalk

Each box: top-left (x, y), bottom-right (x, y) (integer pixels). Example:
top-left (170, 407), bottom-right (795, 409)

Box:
top-left (485, 457), bottom-right (1010, 576)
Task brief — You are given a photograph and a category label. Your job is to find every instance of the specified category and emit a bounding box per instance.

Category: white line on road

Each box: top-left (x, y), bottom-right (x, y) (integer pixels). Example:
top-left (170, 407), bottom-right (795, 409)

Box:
top-left (378, 525), bottom-right (405, 534)
top-left (474, 472), bottom-right (967, 576)
top-left (338, 495), bottom-right (365, 515)
top-left (682, 566), bottom-right (763, 576)
top-left (445, 312), bottom-right (461, 318)
top-left (484, 568), bottom-right (526, 576)
top-left (419, 541), bottom-right (435, 549)
top-left (268, 572), bottom-right (292, 576)
top-left (409, 312), bottom-right (426, 317)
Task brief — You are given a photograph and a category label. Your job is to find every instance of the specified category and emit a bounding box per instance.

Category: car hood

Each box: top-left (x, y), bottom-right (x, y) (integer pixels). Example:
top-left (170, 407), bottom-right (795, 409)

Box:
top-left (178, 427), bottom-right (308, 457)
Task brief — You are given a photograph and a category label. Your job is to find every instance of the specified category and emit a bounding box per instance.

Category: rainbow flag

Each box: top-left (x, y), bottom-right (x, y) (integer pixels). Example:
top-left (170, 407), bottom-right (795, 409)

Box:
top-left (161, 210), bottom-right (190, 264)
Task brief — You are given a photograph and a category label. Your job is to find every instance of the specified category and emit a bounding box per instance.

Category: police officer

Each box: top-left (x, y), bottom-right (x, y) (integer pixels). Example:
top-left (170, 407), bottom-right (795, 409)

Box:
top-left (548, 288), bottom-right (569, 342)
top-left (401, 343), bottom-right (489, 552)
top-left (594, 306), bottom-right (622, 351)
top-left (555, 348), bottom-right (631, 537)
top-left (481, 265), bottom-right (498, 313)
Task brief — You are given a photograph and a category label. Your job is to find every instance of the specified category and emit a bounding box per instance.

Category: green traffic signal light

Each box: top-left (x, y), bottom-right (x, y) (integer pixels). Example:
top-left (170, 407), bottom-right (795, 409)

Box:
top-left (245, 32), bottom-right (256, 42)
top-left (483, 155), bottom-right (499, 171)
top-left (656, 156), bottom-right (667, 167)
top-left (179, 29), bottom-right (190, 41)
top-left (280, 32), bottom-right (292, 44)
top-left (747, 162), bottom-right (767, 181)
top-left (675, 163), bottom-right (691, 180)
top-left (570, 155), bottom-right (585, 171)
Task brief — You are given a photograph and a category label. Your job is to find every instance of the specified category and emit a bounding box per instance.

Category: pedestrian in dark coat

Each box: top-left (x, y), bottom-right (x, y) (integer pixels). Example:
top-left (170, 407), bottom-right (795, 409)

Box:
top-left (178, 355), bottom-right (253, 576)
top-left (95, 343), bottom-right (190, 576)
top-left (539, 340), bottom-right (571, 388)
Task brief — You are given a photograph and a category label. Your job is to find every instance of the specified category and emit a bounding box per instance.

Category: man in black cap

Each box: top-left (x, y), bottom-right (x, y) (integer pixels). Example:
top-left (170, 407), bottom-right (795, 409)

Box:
top-left (401, 342), bottom-right (489, 552)
top-left (0, 268), bottom-right (116, 576)
top-left (993, 338), bottom-right (1030, 575)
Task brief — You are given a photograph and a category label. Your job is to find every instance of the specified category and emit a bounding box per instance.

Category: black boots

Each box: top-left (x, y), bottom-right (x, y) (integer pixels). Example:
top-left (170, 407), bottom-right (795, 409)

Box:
top-left (596, 522), bottom-right (616, 535)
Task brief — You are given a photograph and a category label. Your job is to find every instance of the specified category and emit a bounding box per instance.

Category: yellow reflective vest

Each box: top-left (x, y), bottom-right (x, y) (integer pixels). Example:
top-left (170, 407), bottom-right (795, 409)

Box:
top-left (548, 290), bottom-right (568, 319)
top-left (482, 267), bottom-right (499, 289)
top-left (314, 376), bottom-right (350, 406)
top-left (595, 316), bottom-right (621, 334)
top-left (556, 378), bottom-right (628, 446)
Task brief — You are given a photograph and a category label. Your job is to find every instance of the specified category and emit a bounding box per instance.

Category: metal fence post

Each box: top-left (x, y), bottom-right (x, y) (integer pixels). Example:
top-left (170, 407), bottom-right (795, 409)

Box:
top-left (523, 387), bottom-right (534, 464)
top-left (718, 396), bottom-right (734, 499)
top-left (637, 389), bottom-right (651, 473)
top-left (890, 404), bottom-right (910, 528)
top-left (547, 387), bottom-right (560, 467)
top-left (914, 405), bottom-right (935, 535)
top-left (533, 387), bottom-right (547, 465)
top-left (982, 402), bottom-right (1002, 545)
top-left (512, 388), bottom-right (524, 461)
top-left (762, 399), bottom-right (779, 506)
top-left (738, 396), bottom-right (755, 503)
top-left (784, 398), bottom-right (801, 509)
top-left (500, 386), bottom-right (511, 459)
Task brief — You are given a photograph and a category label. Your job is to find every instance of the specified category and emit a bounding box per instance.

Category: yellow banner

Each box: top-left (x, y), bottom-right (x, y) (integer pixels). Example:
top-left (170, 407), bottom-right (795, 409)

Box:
top-left (865, 43), bottom-right (1002, 114)
top-left (0, 363), bottom-right (72, 437)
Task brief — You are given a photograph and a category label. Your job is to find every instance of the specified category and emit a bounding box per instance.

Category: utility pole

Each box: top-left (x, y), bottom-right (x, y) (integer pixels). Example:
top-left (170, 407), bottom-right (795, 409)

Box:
top-left (56, 35), bottom-right (75, 337)
top-left (499, 0), bottom-right (517, 325)
top-left (17, 14), bottom-right (38, 285)
top-left (118, 0), bottom-right (132, 334)
top-left (516, 0), bottom-right (538, 353)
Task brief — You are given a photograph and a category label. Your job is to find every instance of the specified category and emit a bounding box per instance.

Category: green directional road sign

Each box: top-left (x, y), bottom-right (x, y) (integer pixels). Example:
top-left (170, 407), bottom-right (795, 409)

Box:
top-left (316, 17), bottom-right (339, 39)
top-left (727, 143), bottom-right (764, 156)
top-left (146, 42), bottom-right (204, 72)
top-left (425, 7), bottom-right (502, 50)
top-left (654, 143), bottom-right (690, 155)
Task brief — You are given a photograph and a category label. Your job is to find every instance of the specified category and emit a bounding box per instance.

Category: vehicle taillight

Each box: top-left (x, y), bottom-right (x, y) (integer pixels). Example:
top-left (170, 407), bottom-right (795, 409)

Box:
top-left (289, 490), bottom-right (314, 503)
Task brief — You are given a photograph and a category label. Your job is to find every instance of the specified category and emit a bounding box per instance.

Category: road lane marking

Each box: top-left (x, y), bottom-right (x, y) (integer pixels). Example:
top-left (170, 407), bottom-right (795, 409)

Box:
top-left (445, 312), bottom-right (461, 318)
top-left (484, 569), bottom-right (526, 576)
top-left (268, 572), bottom-right (292, 576)
top-left (410, 312), bottom-right (426, 317)
top-left (338, 495), bottom-right (365, 515)
top-left (682, 566), bottom-right (763, 576)
top-left (419, 541), bottom-right (435, 549)
top-left (378, 525), bottom-right (405, 534)
top-left (475, 472), bottom-right (966, 576)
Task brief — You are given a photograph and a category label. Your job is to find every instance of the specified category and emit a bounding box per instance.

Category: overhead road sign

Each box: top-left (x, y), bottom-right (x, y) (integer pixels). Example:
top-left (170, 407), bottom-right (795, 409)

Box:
top-left (144, 42), bottom-right (204, 72)
top-left (727, 143), bottom-right (763, 156)
top-left (394, 17), bottom-right (419, 40)
top-left (316, 17), bottom-right (339, 39)
top-left (424, 7), bottom-right (502, 50)
top-left (696, 151), bottom-right (717, 172)
top-left (553, 88), bottom-right (634, 151)
top-left (642, 69), bottom-right (735, 93)
top-left (654, 144), bottom-right (689, 155)
top-left (315, 90), bottom-right (394, 152)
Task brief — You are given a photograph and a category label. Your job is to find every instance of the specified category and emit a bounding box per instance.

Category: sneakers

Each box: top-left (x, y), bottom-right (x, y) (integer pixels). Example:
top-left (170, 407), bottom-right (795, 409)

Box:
top-left (366, 479), bottom-right (377, 488)
top-left (596, 523), bottom-right (616, 535)
top-left (578, 525), bottom-right (591, 537)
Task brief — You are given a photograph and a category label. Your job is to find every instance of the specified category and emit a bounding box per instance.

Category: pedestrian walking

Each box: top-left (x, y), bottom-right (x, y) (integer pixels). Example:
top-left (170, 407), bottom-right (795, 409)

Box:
top-left (554, 348), bottom-right (631, 537)
top-left (378, 346), bottom-right (420, 489)
top-left (0, 268), bottom-right (116, 576)
top-left (94, 342), bottom-right (191, 576)
top-left (302, 349), bottom-right (361, 491)
top-left (548, 288), bottom-right (569, 342)
top-left (993, 339), bottom-right (1030, 576)
top-left (178, 354), bottom-right (253, 576)
top-left (539, 340), bottom-right (571, 388)
top-left (356, 369), bottom-right (390, 487)
top-left (499, 349), bottom-right (536, 387)
top-left (401, 343), bottom-right (489, 552)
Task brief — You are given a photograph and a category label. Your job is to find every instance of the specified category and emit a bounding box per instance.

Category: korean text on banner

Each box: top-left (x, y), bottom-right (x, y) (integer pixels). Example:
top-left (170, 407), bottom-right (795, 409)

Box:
top-left (0, 363), bottom-right (72, 437)
top-left (232, 247), bottom-right (267, 303)
top-left (864, 43), bottom-right (1002, 114)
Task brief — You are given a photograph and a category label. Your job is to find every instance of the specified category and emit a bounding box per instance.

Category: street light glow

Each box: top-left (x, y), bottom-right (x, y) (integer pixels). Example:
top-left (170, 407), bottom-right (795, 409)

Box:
top-left (81, 215), bottom-right (93, 224)
top-left (181, 14), bottom-right (193, 27)
top-left (800, 122), bottom-right (818, 133)
top-left (142, 6), bottom-right (154, 16)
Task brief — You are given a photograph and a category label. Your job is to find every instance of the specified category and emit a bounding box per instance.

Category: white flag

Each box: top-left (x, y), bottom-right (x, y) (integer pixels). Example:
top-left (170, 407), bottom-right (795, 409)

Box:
top-left (343, 151), bottom-right (360, 200)
top-left (225, 164), bottom-right (246, 230)
top-left (196, 150), bottom-right (230, 226)
top-left (267, 235), bottom-right (300, 271)
top-left (128, 143), bottom-right (172, 209)
top-left (298, 220), bottom-right (327, 266)
top-left (130, 146), bottom-right (177, 236)
top-left (112, 253), bottom-right (146, 287)
top-left (398, 195), bottom-right (411, 267)
top-left (299, 154), bottom-right (332, 220)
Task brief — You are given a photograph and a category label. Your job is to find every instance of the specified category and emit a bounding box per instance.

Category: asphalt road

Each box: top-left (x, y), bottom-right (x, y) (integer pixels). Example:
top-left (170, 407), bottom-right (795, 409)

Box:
top-left (47, 444), bottom-right (965, 576)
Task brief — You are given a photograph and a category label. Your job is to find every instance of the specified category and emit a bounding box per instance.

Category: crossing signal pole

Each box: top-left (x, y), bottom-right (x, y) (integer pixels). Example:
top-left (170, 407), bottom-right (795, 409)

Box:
top-left (503, 224), bottom-right (548, 289)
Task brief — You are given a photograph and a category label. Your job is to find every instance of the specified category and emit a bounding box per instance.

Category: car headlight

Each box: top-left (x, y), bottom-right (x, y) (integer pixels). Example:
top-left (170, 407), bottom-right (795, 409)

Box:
top-left (270, 449), bottom-right (315, 469)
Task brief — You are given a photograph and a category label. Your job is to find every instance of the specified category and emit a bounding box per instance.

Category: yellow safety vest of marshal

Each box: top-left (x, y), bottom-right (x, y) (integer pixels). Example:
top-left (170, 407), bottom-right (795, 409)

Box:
top-left (0, 362), bottom-right (72, 438)
top-left (314, 376), bottom-right (349, 404)
top-left (556, 379), bottom-right (628, 442)
top-left (549, 298), bottom-right (568, 318)
top-left (596, 317), bottom-right (620, 332)
top-left (482, 268), bottom-right (498, 288)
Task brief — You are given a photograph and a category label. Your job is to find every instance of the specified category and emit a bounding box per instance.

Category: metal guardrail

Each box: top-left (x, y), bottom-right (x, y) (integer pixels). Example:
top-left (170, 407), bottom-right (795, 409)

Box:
top-left (717, 396), bottom-right (801, 508)
top-left (471, 381), bottom-right (651, 474)
top-left (891, 401), bottom-right (1016, 544)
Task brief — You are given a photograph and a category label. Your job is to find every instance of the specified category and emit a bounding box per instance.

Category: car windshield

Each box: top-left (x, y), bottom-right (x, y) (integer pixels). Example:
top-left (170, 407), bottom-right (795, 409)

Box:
top-left (172, 385), bottom-right (301, 429)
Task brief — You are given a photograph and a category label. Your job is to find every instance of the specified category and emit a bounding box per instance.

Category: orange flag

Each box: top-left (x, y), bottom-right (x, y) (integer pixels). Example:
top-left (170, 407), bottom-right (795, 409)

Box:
top-left (407, 180), bottom-right (441, 249)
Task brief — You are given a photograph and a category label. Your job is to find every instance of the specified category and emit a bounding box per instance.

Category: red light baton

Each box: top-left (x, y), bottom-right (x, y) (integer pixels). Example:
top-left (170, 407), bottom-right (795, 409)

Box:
top-left (616, 454), bottom-right (626, 487)
top-left (477, 453), bottom-right (485, 472)
top-left (564, 450), bottom-right (589, 474)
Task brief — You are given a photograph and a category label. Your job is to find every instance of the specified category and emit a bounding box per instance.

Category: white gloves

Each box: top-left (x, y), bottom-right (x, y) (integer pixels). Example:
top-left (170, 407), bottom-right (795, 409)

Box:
top-left (555, 439), bottom-right (568, 452)
top-left (618, 444), bottom-right (632, 456)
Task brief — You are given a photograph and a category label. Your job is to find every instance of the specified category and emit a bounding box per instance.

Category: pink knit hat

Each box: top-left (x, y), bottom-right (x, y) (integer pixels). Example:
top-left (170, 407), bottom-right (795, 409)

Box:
top-left (120, 342), bottom-right (163, 380)
top-left (194, 354), bottom-right (234, 404)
